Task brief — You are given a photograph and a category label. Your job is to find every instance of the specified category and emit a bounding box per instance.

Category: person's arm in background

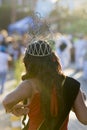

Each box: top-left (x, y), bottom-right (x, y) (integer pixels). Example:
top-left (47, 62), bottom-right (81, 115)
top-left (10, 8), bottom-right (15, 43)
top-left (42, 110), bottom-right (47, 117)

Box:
top-left (73, 89), bottom-right (87, 125)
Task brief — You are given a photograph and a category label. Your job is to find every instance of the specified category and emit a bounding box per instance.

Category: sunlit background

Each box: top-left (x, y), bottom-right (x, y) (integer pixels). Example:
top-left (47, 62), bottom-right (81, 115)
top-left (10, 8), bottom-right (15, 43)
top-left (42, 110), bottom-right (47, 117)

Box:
top-left (0, 0), bottom-right (87, 34)
top-left (0, 1), bottom-right (87, 130)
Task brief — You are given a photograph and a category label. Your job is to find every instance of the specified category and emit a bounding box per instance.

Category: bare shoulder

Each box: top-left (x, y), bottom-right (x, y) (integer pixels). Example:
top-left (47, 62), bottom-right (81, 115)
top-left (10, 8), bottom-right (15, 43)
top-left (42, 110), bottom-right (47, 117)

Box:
top-left (16, 78), bottom-right (40, 98)
top-left (15, 79), bottom-right (34, 98)
top-left (19, 79), bottom-right (33, 89)
top-left (20, 78), bottom-right (39, 91)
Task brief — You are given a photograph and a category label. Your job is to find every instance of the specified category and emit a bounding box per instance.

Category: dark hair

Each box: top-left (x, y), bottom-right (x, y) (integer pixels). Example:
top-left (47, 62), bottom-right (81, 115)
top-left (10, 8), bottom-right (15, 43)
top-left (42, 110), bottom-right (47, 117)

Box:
top-left (22, 40), bottom-right (66, 126)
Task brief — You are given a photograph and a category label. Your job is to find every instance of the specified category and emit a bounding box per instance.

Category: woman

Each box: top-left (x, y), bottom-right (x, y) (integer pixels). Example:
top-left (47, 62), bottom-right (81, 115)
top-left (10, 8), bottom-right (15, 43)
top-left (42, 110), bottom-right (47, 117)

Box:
top-left (2, 40), bottom-right (87, 130)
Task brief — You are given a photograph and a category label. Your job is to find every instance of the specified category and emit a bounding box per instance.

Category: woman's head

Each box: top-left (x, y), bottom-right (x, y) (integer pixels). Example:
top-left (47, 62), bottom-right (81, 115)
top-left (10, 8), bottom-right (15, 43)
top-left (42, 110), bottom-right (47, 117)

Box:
top-left (22, 40), bottom-right (64, 83)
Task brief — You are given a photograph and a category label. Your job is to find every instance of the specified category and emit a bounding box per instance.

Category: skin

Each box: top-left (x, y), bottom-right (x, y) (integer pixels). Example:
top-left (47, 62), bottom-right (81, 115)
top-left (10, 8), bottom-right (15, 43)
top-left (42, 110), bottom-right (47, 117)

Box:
top-left (2, 78), bottom-right (87, 125)
top-left (73, 90), bottom-right (87, 125)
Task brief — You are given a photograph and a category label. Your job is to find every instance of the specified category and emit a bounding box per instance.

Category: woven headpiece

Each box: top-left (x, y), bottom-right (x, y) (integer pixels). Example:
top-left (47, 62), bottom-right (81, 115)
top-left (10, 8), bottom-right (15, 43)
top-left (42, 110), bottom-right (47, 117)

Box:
top-left (25, 12), bottom-right (53, 57)
top-left (26, 40), bottom-right (52, 57)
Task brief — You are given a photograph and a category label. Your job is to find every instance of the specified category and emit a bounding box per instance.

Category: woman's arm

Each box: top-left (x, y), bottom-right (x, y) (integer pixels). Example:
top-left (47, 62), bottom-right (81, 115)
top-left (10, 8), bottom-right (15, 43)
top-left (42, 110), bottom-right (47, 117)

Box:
top-left (73, 89), bottom-right (87, 125)
top-left (2, 80), bottom-right (32, 113)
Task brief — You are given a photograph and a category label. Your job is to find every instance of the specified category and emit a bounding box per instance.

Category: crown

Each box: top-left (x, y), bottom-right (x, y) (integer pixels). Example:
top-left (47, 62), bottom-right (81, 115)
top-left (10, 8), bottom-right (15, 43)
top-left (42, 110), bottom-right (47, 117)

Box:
top-left (26, 40), bottom-right (52, 57)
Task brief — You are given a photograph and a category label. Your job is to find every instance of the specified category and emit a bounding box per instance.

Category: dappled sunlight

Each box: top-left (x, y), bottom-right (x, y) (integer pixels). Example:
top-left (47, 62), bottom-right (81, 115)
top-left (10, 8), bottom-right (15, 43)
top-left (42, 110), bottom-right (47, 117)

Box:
top-left (64, 68), bottom-right (75, 76)
top-left (73, 71), bottom-right (83, 79)
top-left (69, 111), bottom-right (76, 121)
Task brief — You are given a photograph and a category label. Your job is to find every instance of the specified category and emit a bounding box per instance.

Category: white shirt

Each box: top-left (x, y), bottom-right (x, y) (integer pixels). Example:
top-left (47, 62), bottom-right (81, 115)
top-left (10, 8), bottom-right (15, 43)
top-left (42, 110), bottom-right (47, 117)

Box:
top-left (0, 52), bottom-right (10, 72)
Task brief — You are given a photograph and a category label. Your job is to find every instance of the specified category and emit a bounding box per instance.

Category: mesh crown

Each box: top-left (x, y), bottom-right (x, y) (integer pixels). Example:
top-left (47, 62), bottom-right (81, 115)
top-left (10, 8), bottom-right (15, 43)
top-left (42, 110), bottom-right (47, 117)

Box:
top-left (26, 40), bottom-right (52, 57)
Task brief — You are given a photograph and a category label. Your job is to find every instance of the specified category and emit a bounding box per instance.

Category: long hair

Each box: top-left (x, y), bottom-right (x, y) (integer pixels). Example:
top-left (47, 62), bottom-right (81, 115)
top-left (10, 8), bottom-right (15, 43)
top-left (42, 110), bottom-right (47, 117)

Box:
top-left (22, 40), bottom-right (66, 126)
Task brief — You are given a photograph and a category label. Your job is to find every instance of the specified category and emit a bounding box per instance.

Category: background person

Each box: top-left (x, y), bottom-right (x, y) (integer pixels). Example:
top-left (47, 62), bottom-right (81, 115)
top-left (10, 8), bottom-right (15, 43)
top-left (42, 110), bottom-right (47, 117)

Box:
top-left (74, 35), bottom-right (86, 71)
top-left (0, 46), bottom-right (12, 94)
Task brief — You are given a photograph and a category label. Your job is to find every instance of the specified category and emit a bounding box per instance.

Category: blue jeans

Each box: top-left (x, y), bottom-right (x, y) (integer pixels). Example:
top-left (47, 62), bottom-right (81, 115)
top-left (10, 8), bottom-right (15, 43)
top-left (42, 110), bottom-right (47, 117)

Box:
top-left (0, 71), bottom-right (7, 94)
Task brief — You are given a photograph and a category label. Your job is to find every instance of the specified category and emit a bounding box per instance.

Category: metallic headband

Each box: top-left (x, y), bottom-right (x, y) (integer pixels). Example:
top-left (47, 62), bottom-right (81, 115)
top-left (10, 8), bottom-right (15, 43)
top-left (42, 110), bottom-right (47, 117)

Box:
top-left (26, 40), bottom-right (52, 57)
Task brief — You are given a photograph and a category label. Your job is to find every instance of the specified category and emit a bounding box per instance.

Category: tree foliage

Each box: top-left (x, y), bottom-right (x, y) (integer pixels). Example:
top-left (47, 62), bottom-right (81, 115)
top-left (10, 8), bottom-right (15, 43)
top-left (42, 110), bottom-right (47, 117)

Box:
top-left (49, 6), bottom-right (87, 34)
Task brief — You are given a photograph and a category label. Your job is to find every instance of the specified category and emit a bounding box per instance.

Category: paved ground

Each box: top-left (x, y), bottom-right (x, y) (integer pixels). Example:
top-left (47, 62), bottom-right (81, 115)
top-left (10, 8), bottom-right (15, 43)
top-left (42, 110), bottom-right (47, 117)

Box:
top-left (0, 64), bottom-right (87, 130)
top-left (0, 71), bottom-right (16, 130)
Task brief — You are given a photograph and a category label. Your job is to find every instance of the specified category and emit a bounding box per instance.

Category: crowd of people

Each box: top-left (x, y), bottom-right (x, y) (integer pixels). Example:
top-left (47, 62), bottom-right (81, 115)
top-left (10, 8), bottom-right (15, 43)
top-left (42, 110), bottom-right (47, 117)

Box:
top-left (54, 33), bottom-right (87, 81)
top-left (0, 30), bottom-right (27, 94)
top-left (0, 29), bottom-right (87, 95)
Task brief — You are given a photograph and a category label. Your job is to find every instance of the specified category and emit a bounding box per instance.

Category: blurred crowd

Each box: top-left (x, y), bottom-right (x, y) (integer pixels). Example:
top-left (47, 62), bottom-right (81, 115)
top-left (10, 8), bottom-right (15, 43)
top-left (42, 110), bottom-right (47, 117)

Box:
top-left (54, 33), bottom-right (87, 81)
top-left (0, 30), bottom-right (27, 61)
top-left (0, 29), bottom-right (87, 94)
top-left (0, 30), bottom-right (27, 94)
